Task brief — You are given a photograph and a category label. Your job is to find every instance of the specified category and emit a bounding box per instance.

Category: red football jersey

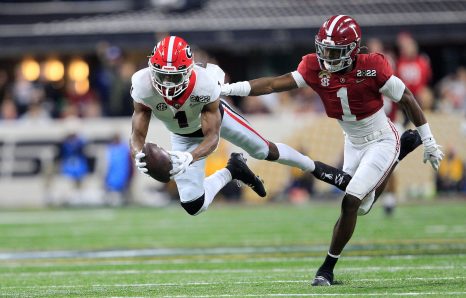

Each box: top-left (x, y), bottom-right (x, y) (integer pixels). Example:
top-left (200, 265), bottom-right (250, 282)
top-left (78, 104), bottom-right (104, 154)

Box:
top-left (297, 53), bottom-right (393, 121)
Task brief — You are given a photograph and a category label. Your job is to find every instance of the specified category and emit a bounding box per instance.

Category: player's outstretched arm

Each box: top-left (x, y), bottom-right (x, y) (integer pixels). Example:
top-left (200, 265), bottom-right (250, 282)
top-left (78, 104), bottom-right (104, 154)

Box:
top-left (221, 73), bottom-right (298, 97)
top-left (189, 100), bottom-right (222, 162)
top-left (130, 101), bottom-right (152, 175)
top-left (130, 101), bottom-right (152, 159)
top-left (397, 87), bottom-right (444, 170)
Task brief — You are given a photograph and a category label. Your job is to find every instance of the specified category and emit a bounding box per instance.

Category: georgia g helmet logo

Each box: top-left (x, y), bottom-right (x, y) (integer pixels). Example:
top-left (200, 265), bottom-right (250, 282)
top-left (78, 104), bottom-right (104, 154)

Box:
top-left (185, 45), bottom-right (192, 58)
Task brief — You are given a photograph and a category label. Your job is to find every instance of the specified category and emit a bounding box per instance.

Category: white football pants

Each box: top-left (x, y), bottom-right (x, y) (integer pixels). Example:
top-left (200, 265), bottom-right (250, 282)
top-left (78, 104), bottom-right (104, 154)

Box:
top-left (343, 121), bottom-right (400, 216)
top-left (171, 102), bottom-right (270, 204)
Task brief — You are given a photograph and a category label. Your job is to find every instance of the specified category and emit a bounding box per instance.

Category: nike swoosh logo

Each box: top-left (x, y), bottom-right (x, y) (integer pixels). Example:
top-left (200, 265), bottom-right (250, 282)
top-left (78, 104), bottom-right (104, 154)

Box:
top-left (356, 78), bottom-right (366, 83)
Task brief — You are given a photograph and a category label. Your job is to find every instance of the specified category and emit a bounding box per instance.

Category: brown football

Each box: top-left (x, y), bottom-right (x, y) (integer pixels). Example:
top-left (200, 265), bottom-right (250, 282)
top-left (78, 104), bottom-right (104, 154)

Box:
top-left (142, 143), bottom-right (172, 183)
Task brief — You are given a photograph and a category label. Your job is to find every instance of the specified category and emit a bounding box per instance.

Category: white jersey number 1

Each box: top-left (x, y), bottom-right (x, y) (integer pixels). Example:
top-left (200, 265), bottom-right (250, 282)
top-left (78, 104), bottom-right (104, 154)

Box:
top-left (336, 87), bottom-right (356, 121)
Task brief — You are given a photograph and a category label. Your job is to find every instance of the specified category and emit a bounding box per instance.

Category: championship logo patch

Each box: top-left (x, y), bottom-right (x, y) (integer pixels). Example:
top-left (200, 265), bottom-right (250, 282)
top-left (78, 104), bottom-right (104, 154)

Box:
top-left (156, 103), bottom-right (167, 111)
top-left (319, 70), bottom-right (331, 87)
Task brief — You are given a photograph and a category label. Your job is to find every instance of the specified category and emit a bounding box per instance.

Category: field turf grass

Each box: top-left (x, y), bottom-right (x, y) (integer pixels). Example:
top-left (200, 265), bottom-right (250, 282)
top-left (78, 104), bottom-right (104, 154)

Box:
top-left (0, 201), bottom-right (465, 297)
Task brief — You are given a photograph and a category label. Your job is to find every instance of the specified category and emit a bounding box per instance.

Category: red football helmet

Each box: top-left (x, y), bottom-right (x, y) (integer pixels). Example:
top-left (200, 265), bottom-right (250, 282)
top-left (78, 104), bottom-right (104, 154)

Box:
top-left (315, 15), bottom-right (362, 72)
top-left (148, 36), bottom-right (194, 99)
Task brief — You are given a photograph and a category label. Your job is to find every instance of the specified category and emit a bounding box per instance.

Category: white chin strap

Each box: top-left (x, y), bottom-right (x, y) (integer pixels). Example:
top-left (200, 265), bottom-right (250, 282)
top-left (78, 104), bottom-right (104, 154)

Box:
top-left (164, 88), bottom-right (173, 100)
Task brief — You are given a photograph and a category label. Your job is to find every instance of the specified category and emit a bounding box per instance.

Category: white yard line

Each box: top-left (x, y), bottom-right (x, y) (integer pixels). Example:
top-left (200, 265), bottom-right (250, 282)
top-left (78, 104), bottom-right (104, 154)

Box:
top-left (1, 277), bottom-right (464, 290)
top-left (1, 243), bottom-right (465, 260)
top-left (0, 265), bottom-right (462, 277)
top-left (2, 253), bottom-right (464, 268)
top-left (0, 246), bottom-right (328, 260)
top-left (0, 210), bottom-right (116, 225)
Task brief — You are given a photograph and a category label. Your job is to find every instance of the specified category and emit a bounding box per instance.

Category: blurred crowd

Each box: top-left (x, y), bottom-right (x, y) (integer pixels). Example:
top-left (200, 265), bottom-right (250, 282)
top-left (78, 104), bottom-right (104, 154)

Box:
top-left (0, 33), bottom-right (465, 123)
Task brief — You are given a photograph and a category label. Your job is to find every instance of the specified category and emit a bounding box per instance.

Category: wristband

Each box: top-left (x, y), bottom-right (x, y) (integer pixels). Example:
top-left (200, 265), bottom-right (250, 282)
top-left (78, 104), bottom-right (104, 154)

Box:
top-left (229, 81), bottom-right (251, 96)
top-left (416, 123), bottom-right (433, 141)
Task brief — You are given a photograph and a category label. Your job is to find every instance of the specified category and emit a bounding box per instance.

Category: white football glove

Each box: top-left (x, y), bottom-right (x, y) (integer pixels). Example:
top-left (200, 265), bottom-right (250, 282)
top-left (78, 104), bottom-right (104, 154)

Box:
top-left (422, 137), bottom-right (444, 171)
top-left (220, 81), bottom-right (251, 97)
top-left (220, 83), bottom-right (232, 96)
top-left (168, 151), bottom-right (193, 179)
top-left (134, 151), bottom-right (148, 174)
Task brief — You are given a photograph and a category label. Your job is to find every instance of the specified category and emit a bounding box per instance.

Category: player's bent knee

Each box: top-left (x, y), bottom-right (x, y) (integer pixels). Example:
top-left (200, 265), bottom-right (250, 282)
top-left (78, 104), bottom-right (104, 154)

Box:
top-left (180, 194), bottom-right (205, 216)
top-left (265, 142), bottom-right (279, 161)
top-left (341, 194), bottom-right (361, 213)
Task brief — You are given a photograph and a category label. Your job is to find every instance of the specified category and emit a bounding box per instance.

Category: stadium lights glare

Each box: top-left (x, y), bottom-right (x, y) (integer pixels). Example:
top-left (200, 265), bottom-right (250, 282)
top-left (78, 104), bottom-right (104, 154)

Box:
top-left (68, 58), bottom-right (89, 81)
top-left (74, 79), bottom-right (89, 95)
top-left (43, 58), bottom-right (64, 82)
top-left (20, 58), bottom-right (40, 81)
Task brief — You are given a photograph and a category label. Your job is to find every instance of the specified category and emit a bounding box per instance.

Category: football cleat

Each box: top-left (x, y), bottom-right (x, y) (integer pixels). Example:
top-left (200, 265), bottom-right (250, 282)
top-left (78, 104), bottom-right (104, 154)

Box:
top-left (398, 129), bottom-right (422, 161)
top-left (311, 274), bottom-right (333, 286)
top-left (226, 153), bottom-right (266, 197)
top-left (311, 269), bottom-right (334, 286)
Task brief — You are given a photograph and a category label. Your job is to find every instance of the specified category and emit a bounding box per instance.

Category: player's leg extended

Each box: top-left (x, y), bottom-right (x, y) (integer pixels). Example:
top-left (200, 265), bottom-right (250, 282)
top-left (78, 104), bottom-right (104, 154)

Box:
top-left (312, 129), bottom-right (422, 196)
top-left (311, 140), bottom-right (360, 286)
top-left (312, 133), bottom-right (400, 286)
top-left (171, 134), bottom-right (231, 216)
top-left (220, 101), bottom-right (317, 171)
top-left (218, 102), bottom-right (267, 196)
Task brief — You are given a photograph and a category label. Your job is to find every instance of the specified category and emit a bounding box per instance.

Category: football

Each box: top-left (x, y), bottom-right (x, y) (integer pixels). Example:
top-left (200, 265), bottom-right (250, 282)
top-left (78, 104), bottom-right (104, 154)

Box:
top-left (142, 143), bottom-right (172, 183)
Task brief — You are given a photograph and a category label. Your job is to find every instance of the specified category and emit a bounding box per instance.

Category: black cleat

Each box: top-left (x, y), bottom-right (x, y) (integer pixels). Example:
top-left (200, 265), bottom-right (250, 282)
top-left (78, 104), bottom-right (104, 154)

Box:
top-left (311, 271), bottom-right (334, 286)
top-left (226, 153), bottom-right (266, 197)
top-left (398, 129), bottom-right (422, 161)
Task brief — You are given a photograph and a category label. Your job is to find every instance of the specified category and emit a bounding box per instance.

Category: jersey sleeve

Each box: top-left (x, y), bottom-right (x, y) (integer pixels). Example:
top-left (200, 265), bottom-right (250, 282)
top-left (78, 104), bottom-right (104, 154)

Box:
top-left (130, 69), bottom-right (152, 107)
top-left (202, 74), bottom-right (221, 104)
top-left (291, 71), bottom-right (308, 88)
top-left (296, 55), bottom-right (313, 85)
top-left (202, 64), bottom-right (222, 103)
top-left (379, 75), bottom-right (406, 102)
top-left (210, 81), bottom-right (221, 103)
top-left (373, 53), bottom-right (394, 89)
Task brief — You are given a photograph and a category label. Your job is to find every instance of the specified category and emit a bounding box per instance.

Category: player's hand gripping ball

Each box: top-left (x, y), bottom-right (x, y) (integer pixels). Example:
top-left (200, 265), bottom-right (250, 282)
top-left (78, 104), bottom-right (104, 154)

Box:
top-left (141, 143), bottom-right (172, 183)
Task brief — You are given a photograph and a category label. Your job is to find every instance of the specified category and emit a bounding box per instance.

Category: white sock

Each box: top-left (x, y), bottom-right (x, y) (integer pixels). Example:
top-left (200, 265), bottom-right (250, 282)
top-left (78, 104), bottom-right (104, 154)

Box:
top-left (328, 252), bottom-right (340, 258)
top-left (275, 143), bottom-right (315, 171)
top-left (196, 168), bottom-right (232, 215)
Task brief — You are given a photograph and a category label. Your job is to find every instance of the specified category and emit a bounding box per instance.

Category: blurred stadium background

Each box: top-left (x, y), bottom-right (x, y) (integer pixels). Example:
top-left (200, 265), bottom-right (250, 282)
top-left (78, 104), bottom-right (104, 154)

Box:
top-left (0, 1), bottom-right (465, 296)
top-left (0, 0), bottom-right (464, 207)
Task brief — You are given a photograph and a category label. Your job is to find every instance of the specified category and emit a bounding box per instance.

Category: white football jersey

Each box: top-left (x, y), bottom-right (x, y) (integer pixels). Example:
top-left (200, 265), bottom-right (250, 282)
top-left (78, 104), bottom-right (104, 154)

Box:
top-left (131, 64), bottom-right (222, 134)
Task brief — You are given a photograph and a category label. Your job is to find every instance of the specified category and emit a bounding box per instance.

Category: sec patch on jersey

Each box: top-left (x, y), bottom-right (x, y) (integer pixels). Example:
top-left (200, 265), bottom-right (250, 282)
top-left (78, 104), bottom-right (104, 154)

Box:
top-left (142, 143), bottom-right (172, 183)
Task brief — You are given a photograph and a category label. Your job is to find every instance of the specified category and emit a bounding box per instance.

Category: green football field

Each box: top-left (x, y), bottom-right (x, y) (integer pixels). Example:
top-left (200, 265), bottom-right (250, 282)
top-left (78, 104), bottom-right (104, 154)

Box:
top-left (0, 200), bottom-right (465, 297)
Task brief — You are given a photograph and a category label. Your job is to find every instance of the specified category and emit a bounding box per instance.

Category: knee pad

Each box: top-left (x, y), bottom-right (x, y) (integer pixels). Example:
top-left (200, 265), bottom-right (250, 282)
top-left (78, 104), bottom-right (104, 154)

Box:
top-left (357, 191), bottom-right (375, 216)
top-left (180, 194), bottom-right (205, 216)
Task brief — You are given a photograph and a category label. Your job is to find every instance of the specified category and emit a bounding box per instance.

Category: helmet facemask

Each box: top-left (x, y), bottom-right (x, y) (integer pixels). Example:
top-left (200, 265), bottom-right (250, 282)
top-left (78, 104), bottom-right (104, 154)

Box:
top-left (149, 62), bottom-right (193, 100)
top-left (315, 39), bottom-right (358, 73)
